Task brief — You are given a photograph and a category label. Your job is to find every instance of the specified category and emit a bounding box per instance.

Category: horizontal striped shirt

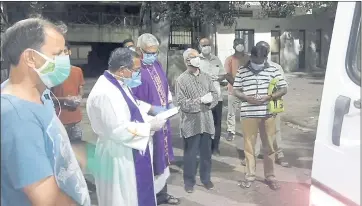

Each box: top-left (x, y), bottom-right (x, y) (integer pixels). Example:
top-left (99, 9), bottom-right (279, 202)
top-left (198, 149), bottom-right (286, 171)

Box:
top-left (233, 63), bottom-right (288, 118)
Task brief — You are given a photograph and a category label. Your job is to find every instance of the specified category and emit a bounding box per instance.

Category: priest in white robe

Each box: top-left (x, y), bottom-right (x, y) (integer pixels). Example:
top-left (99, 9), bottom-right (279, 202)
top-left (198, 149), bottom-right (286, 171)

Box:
top-left (86, 48), bottom-right (167, 206)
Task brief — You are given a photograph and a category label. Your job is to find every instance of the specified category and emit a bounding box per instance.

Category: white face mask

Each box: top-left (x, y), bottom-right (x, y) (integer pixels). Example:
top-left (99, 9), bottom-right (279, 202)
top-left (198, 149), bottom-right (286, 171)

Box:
top-left (235, 44), bottom-right (245, 52)
top-left (250, 62), bottom-right (265, 71)
top-left (201, 46), bottom-right (211, 55)
top-left (189, 57), bottom-right (200, 68)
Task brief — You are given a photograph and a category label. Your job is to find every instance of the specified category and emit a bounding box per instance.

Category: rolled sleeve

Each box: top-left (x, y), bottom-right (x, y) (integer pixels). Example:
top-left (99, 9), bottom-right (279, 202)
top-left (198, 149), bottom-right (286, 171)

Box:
top-left (5, 121), bottom-right (53, 189)
top-left (273, 68), bottom-right (288, 89)
top-left (233, 70), bottom-right (244, 90)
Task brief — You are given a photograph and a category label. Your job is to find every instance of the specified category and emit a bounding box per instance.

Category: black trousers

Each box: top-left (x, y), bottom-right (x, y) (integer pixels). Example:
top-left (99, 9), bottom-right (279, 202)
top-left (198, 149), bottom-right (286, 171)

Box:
top-left (156, 184), bottom-right (168, 204)
top-left (183, 133), bottom-right (212, 187)
top-left (211, 101), bottom-right (223, 151)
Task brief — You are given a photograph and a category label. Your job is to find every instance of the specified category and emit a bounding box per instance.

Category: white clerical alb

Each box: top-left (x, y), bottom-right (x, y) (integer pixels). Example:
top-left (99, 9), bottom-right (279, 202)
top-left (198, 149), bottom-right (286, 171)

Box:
top-left (86, 75), bottom-right (157, 206)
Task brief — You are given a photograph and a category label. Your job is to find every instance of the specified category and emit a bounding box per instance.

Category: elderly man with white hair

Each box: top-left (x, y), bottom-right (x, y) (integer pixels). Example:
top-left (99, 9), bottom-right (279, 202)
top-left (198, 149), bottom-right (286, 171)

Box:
top-left (175, 48), bottom-right (218, 193)
top-left (132, 33), bottom-right (180, 205)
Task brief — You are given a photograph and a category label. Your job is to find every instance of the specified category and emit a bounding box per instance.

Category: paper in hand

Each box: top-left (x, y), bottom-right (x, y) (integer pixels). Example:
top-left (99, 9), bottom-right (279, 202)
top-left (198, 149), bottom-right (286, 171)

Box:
top-left (155, 106), bottom-right (180, 120)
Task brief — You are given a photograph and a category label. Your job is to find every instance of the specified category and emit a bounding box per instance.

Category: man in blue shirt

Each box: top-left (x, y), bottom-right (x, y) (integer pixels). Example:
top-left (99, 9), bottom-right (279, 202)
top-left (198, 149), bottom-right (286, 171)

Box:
top-left (1, 18), bottom-right (90, 205)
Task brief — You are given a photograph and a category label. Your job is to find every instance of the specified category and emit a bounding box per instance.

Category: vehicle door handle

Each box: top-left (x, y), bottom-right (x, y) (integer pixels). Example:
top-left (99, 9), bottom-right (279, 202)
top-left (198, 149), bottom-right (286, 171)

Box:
top-left (332, 95), bottom-right (351, 146)
top-left (354, 99), bottom-right (361, 109)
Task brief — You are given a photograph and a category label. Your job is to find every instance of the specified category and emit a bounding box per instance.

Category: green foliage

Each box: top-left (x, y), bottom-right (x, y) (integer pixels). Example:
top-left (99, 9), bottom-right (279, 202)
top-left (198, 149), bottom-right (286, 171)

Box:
top-left (259, 1), bottom-right (337, 17)
top-left (148, 1), bottom-right (337, 26)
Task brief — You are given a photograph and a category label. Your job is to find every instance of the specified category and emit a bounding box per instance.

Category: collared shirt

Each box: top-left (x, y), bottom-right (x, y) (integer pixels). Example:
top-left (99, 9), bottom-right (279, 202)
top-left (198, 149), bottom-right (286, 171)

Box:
top-left (224, 53), bottom-right (250, 94)
top-left (175, 69), bottom-right (218, 138)
top-left (233, 62), bottom-right (288, 118)
top-left (199, 54), bottom-right (226, 101)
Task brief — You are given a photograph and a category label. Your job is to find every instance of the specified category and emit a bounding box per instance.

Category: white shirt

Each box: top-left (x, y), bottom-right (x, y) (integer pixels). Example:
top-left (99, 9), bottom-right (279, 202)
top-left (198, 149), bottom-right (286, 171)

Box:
top-left (199, 54), bottom-right (226, 101)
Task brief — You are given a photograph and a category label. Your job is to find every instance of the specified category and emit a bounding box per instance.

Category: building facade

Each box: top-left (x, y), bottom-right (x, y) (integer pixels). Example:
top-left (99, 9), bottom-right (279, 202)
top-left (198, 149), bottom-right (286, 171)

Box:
top-left (216, 6), bottom-right (334, 73)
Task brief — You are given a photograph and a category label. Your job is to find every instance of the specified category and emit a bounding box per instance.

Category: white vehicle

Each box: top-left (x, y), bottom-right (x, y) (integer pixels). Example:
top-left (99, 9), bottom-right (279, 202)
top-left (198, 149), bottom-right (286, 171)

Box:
top-left (310, 1), bottom-right (361, 206)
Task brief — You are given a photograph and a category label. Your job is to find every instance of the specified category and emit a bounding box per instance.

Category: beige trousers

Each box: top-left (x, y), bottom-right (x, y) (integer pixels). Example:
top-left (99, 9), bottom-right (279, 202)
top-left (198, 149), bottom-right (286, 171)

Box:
top-left (241, 117), bottom-right (277, 181)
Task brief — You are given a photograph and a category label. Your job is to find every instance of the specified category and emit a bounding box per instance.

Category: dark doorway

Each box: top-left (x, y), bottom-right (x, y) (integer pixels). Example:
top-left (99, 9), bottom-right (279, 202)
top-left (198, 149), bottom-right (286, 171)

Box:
top-left (86, 43), bottom-right (121, 77)
top-left (271, 30), bottom-right (281, 64)
top-left (299, 30), bottom-right (306, 70)
top-left (235, 29), bottom-right (255, 53)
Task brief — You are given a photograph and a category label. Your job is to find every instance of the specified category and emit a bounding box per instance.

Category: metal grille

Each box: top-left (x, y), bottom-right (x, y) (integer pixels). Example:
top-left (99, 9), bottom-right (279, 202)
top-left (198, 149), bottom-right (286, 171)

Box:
top-left (235, 29), bottom-right (255, 53)
top-left (169, 29), bottom-right (192, 50)
top-left (169, 19), bottom-right (198, 50)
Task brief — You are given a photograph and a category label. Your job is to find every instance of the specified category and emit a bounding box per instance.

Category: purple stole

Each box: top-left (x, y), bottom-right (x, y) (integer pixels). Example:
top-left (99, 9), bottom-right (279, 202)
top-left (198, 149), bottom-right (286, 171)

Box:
top-left (103, 71), bottom-right (156, 206)
top-left (132, 61), bottom-right (175, 176)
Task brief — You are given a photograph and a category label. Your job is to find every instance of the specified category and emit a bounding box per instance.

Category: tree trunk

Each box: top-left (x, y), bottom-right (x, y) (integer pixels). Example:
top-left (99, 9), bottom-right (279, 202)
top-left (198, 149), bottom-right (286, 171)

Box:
top-left (151, 17), bottom-right (170, 74)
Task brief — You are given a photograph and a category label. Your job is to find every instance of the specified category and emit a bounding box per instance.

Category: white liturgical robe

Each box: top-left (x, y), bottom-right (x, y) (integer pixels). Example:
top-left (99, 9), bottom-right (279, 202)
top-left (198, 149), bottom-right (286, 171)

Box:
top-left (86, 74), bottom-right (156, 206)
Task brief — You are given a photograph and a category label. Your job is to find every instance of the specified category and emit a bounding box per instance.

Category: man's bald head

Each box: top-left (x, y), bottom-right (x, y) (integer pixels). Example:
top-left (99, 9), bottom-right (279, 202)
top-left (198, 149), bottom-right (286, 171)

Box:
top-left (199, 38), bottom-right (210, 46)
top-left (199, 38), bottom-right (212, 56)
top-left (256, 41), bottom-right (270, 54)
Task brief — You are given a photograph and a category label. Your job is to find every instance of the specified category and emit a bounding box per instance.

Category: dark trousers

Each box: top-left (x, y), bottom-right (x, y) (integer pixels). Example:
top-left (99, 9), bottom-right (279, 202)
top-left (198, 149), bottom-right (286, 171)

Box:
top-left (156, 184), bottom-right (168, 204)
top-left (183, 133), bottom-right (212, 187)
top-left (211, 101), bottom-right (223, 151)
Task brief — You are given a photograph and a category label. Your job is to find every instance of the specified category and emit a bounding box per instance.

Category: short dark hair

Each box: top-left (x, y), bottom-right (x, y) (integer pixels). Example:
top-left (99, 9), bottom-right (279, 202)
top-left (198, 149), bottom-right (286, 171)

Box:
top-left (250, 45), bottom-right (268, 58)
top-left (1, 17), bottom-right (67, 67)
top-left (108, 47), bottom-right (134, 72)
top-left (122, 39), bottom-right (134, 46)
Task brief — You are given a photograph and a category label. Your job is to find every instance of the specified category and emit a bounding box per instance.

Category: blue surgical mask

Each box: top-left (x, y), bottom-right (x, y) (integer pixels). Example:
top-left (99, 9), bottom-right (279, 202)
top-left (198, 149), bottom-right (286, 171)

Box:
top-left (32, 50), bottom-right (71, 88)
top-left (142, 53), bottom-right (157, 65)
top-left (123, 71), bottom-right (142, 88)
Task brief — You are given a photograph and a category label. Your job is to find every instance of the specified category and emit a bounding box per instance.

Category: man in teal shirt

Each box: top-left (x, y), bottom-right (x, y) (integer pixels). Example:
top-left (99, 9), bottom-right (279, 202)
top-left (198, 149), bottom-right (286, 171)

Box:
top-left (1, 18), bottom-right (90, 205)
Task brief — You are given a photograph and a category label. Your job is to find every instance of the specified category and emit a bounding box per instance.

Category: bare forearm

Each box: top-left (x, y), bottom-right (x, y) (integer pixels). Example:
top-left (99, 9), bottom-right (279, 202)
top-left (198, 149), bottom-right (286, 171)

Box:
top-left (55, 191), bottom-right (76, 206)
top-left (271, 87), bottom-right (287, 99)
top-left (233, 89), bottom-right (247, 101)
top-left (224, 73), bottom-right (234, 85)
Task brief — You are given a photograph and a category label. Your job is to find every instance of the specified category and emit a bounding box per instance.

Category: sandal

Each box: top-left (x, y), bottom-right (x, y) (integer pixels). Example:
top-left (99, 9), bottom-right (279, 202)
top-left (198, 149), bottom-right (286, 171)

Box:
top-left (238, 180), bottom-right (252, 188)
top-left (276, 157), bottom-right (290, 168)
top-left (265, 179), bottom-right (281, 190)
top-left (158, 194), bottom-right (181, 205)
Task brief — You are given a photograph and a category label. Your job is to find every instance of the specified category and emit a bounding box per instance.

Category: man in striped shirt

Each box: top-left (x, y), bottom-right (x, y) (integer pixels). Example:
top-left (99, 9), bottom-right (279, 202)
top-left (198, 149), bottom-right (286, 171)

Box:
top-left (254, 41), bottom-right (290, 167)
top-left (176, 48), bottom-right (219, 193)
top-left (233, 45), bottom-right (288, 190)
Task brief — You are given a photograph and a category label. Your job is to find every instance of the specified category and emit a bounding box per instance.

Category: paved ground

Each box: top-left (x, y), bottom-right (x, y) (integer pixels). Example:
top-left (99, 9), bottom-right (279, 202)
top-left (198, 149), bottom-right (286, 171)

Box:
top-left (79, 73), bottom-right (324, 206)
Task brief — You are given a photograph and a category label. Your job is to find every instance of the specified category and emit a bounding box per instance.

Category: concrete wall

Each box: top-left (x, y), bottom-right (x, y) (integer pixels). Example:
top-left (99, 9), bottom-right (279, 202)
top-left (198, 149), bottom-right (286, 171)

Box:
top-left (216, 11), bottom-right (334, 72)
top-left (66, 24), bottom-right (139, 43)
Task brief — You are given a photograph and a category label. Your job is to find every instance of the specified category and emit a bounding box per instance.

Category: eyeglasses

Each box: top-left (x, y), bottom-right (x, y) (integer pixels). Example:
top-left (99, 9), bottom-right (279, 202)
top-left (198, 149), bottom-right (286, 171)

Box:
top-left (140, 48), bottom-right (159, 55)
top-left (63, 49), bottom-right (70, 55)
top-left (125, 67), bottom-right (141, 76)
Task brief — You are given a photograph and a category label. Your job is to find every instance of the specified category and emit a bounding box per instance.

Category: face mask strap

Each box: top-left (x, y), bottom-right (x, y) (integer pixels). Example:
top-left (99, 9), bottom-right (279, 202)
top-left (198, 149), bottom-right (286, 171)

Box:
top-left (31, 49), bottom-right (55, 63)
top-left (48, 90), bottom-right (61, 118)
